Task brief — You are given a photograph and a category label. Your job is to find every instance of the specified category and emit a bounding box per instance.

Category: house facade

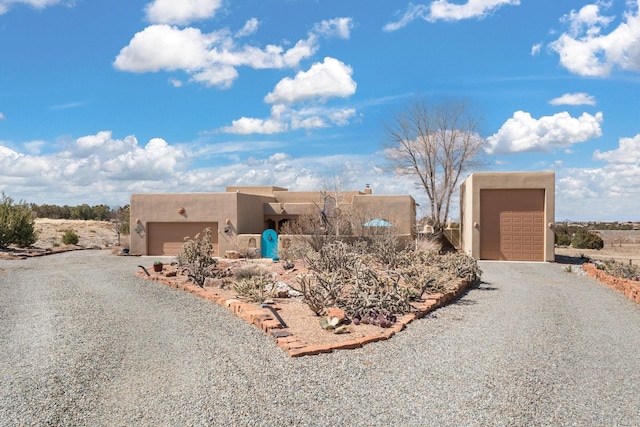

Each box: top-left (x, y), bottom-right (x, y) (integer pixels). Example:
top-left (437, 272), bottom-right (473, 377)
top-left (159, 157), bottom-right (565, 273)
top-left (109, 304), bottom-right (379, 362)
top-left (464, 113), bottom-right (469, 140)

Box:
top-left (130, 186), bottom-right (417, 257)
top-left (459, 171), bottom-right (555, 261)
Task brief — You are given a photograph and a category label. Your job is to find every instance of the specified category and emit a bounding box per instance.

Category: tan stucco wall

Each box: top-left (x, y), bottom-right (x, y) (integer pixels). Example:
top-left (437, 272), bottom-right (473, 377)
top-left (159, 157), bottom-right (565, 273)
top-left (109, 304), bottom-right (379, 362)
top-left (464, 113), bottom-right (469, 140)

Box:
top-left (352, 194), bottom-right (416, 237)
top-left (460, 171), bottom-right (555, 261)
top-left (131, 187), bottom-right (418, 256)
top-left (131, 192), bottom-right (262, 255)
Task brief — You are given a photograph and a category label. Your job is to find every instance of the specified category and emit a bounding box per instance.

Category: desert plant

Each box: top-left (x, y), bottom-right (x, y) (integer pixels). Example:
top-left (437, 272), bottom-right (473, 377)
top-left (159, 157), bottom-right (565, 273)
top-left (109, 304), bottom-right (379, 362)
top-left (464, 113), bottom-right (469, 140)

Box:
top-left (61, 229), bottom-right (79, 245)
top-left (302, 240), bottom-right (360, 273)
top-left (571, 230), bottom-right (604, 250)
top-left (232, 274), bottom-right (277, 303)
top-left (339, 263), bottom-right (413, 320)
top-left (0, 192), bottom-right (38, 248)
top-left (176, 228), bottom-right (217, 287)
top-left (234, 263), bottom-right (271, 280)
top-left (555, 232), bottom-right (572, 246)
top-left (596, 259), bottom-right (640, 281)
top-left (290, 271), bottom-right (348, 316)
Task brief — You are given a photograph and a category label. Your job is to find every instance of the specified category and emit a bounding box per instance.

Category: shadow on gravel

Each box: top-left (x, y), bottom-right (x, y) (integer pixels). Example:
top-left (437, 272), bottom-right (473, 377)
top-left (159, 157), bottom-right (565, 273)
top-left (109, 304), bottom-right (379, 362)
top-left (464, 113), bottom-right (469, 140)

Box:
top-left (555, 254), bottom-right (591, 265)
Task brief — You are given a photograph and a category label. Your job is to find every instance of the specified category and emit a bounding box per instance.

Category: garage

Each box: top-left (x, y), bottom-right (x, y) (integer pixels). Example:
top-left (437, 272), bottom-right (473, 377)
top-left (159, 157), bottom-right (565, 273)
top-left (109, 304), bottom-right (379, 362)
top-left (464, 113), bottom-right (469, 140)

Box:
top-left (480, 189), bottom-right (545, 261)
top-left (147, 222), bottom-right (218, 256)
top-left (459, 172), bottom-right (555, 262)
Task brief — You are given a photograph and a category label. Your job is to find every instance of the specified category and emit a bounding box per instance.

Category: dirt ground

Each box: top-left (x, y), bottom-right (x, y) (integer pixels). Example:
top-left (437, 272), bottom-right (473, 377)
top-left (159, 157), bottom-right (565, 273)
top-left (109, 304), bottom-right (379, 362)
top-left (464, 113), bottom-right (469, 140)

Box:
top-left (555, 230), bottom-right (640, 265)
top-left (32, 218), bottom-right (128, 249)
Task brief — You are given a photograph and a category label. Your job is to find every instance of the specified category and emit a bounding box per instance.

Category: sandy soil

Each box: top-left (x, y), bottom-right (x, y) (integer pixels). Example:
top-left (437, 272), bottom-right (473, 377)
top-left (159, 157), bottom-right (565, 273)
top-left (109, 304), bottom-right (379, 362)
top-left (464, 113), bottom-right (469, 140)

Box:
top-left (555, 230), bottom-right (640, 265)
top-left (32, 218), bottom-right (128, 249)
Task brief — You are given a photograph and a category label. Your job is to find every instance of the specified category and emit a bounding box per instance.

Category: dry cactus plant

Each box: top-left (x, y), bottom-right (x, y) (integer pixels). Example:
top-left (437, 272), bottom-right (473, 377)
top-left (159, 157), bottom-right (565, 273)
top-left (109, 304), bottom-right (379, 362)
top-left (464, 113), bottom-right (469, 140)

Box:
top-left (232, 274), bottom-right (278, 303)
top-left (290, 271), bottom-right (348, 316)
top-left (175, 228), bottom-right (217, 287)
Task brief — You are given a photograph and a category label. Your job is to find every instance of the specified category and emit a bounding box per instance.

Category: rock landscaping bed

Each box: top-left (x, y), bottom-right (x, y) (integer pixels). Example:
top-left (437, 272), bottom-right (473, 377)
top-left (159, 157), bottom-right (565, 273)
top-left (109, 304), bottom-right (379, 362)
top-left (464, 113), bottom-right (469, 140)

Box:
top-left (136, 259), bottom-right (473, 357)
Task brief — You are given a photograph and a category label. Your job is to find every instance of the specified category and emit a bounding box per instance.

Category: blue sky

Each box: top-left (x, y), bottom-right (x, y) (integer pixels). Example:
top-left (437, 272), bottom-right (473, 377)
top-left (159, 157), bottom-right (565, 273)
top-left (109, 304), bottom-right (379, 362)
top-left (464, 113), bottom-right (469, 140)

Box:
top-left (1, 0), bottom-right (639, 221)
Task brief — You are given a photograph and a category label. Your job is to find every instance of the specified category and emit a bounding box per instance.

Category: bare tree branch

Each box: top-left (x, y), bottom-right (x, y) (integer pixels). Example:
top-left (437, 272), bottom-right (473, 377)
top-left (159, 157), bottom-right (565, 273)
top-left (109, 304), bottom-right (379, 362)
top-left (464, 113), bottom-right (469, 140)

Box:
top-left (384, 99), bottom-right (486, 231)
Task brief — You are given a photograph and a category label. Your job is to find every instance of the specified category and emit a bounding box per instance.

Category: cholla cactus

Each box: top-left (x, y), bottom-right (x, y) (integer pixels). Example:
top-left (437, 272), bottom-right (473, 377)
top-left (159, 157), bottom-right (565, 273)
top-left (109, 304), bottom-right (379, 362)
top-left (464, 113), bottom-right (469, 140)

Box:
top-left (176, 228), bottom-right (217, 287)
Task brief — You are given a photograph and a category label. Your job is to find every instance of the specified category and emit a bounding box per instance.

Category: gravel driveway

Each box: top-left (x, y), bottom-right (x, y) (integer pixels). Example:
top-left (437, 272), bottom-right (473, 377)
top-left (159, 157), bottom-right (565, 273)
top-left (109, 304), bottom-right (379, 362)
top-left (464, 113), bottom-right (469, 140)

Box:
top-left (1, 251), bottom-right (640, 426)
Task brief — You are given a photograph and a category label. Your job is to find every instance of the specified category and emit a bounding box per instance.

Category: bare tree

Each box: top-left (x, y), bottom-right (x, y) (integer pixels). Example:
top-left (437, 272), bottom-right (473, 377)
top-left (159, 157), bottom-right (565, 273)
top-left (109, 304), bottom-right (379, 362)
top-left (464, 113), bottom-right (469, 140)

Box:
top-left (384, 99), bottom-right (486, 231)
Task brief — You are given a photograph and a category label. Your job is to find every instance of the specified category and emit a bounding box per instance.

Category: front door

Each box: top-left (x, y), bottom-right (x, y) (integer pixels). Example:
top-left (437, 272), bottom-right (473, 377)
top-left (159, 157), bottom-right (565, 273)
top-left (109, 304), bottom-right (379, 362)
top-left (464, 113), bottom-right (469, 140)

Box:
top-left (261, 229), bottom-right (279, 260)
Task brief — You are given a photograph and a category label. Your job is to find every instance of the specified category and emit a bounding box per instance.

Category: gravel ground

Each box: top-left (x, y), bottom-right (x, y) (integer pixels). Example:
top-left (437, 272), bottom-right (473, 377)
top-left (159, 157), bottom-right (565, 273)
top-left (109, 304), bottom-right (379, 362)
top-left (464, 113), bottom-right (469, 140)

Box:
top-left (1, 251), bottom-right (640, 426)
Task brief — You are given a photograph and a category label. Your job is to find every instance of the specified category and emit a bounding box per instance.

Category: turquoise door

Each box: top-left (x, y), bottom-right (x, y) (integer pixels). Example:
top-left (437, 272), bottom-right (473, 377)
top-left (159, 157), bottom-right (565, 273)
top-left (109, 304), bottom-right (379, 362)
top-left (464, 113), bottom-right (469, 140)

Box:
top-left (261, 229), bottom-right (279, 260)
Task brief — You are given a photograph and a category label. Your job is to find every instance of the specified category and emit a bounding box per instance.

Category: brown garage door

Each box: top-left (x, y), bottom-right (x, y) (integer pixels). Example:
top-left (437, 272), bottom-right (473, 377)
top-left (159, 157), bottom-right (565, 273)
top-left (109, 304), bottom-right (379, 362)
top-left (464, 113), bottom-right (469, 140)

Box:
top-left (480, 189), bottom-right (545, 261)
top-left (147, 222), bottom-right (218, 256)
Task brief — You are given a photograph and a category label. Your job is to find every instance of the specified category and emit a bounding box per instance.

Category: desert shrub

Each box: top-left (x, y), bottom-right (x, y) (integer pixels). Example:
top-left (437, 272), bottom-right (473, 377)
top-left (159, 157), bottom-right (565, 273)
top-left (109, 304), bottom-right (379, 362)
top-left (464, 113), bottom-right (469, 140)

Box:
top-left (290, 271), bottom-right (348, 315)
top-left (232, 274), bottom-right (277, 303)
top-left (234, 263), bottom-right (271, 280)
top-left (302, 240), bottom-right (360, 273)
top-left (555, 232), bottom-right (572, 246)
top-left (61, 229), bottom-right (79, 245)
top-left (365, 232), bottom-right (411, 268)
top-left (0, 192), bottom-right (38, 248)
top-left (439, 251), bottom-right (482, 283)
top-left (339, 263), bottom-right (413, 318)
top-left (571, 230), bottom-right (604, 250)
top-left (176, 228), bottom-right (217, 287)
top-left (596, 259), bottom-right (640, 281)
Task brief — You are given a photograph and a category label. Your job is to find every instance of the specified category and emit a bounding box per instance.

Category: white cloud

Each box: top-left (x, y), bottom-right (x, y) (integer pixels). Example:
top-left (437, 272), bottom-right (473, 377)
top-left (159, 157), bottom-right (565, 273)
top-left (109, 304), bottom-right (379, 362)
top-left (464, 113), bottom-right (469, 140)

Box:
top-left (220, 117), bottom-right (288, 135)
top-left (549, 92), bottom-right (597, 106)
top-left (530, 42), bottom-right (543, 56)
top-left (312, 17), bottom-right (353, 39)
top-left (114, 18), bottom-right (353, 89)
top-left (384, 0), bottom-right (519, 30)
top-left (0, 112), bottom-right (5, 120)
top-left (593, 134), bottom-right (640, 164)
top-left (549, 1), bottom-right (640, 76)
top-left (220, 57), bottom-right (357, 135)
top-left (113, 25), bottom-right (218, 73)
top-left (0, 0), bottom-right (64, 14)
top-left (486, 110), bottom-right (603, 154)
top-left (236, 18), bottom-right (260, 38)
top-left (145, 0), bottom-right (222, 26)
top-left (264, 57), bottom-right (356, 104)
top-left (555, 134), bottom-right (640, 220)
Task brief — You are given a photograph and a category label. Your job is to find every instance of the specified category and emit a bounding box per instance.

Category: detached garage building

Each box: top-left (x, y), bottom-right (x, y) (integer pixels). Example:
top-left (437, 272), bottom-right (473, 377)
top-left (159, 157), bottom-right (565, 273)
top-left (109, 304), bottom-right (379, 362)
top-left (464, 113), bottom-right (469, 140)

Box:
top-left (459, 172), bottom-right (555, 262)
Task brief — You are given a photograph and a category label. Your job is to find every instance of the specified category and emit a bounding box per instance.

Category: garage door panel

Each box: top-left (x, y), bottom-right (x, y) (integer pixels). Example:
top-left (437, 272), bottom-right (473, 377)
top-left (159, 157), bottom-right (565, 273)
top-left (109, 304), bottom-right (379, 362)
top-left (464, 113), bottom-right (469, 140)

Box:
top-left (147, 222), bottom-right (218, 256)
top-left (480, 189), bottom-right (545, 261)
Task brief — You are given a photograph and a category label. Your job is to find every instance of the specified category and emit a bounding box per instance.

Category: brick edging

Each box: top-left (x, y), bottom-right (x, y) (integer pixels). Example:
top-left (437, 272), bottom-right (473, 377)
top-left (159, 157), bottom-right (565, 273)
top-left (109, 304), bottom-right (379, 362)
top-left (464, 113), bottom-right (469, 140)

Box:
top-left (582, 263), bottom-right (640, 304)
top-left (137, 265), bottom-right (473, 357)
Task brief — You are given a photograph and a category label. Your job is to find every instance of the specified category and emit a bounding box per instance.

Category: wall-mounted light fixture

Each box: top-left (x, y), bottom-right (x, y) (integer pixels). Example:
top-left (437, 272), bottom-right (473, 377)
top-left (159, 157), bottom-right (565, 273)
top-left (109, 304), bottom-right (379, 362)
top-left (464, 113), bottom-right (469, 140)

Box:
top-left (178, 207), bottom-right (185, 215)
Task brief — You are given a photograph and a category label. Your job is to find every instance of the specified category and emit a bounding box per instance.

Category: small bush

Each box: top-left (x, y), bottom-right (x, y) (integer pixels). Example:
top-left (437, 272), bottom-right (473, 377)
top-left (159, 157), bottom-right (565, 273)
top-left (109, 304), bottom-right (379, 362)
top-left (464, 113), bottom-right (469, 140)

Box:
top-left (0, 192), bottom-right (38, 248)
top-left (596, 259), bottom-right (640, 281)
top-left (176, 228), bottom-right (217, 287)
top-left (235, 263), bottom-right (271, 281)
top-left (233, 275), bottom-right (277, 303)
top-left (555, 232), bottom-right (572, 246)
top-left (571, 230), bottom-right (604, 250)
top-left (62, 229), bottom-right (79, 245)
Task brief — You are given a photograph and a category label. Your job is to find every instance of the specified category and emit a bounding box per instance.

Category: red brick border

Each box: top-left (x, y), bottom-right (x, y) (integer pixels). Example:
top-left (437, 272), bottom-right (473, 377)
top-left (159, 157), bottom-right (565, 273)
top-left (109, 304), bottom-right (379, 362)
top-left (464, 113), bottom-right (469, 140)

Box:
top-left (137, 264), bottom-right (473, 357)
top-left (582, 263), bottom-right (640, 304)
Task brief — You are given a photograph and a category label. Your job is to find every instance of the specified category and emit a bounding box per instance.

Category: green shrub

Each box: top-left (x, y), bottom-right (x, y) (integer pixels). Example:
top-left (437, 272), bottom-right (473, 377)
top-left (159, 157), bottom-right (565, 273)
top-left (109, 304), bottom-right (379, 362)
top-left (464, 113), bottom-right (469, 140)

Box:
top-left (555, 232), bottom-right (572, 246)
top-left (571, 230), bottom-right (604, 250)
top-left (0, 192), bottom-right (38, 248)
top-left (61, 229), bottom-right (79, 245)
